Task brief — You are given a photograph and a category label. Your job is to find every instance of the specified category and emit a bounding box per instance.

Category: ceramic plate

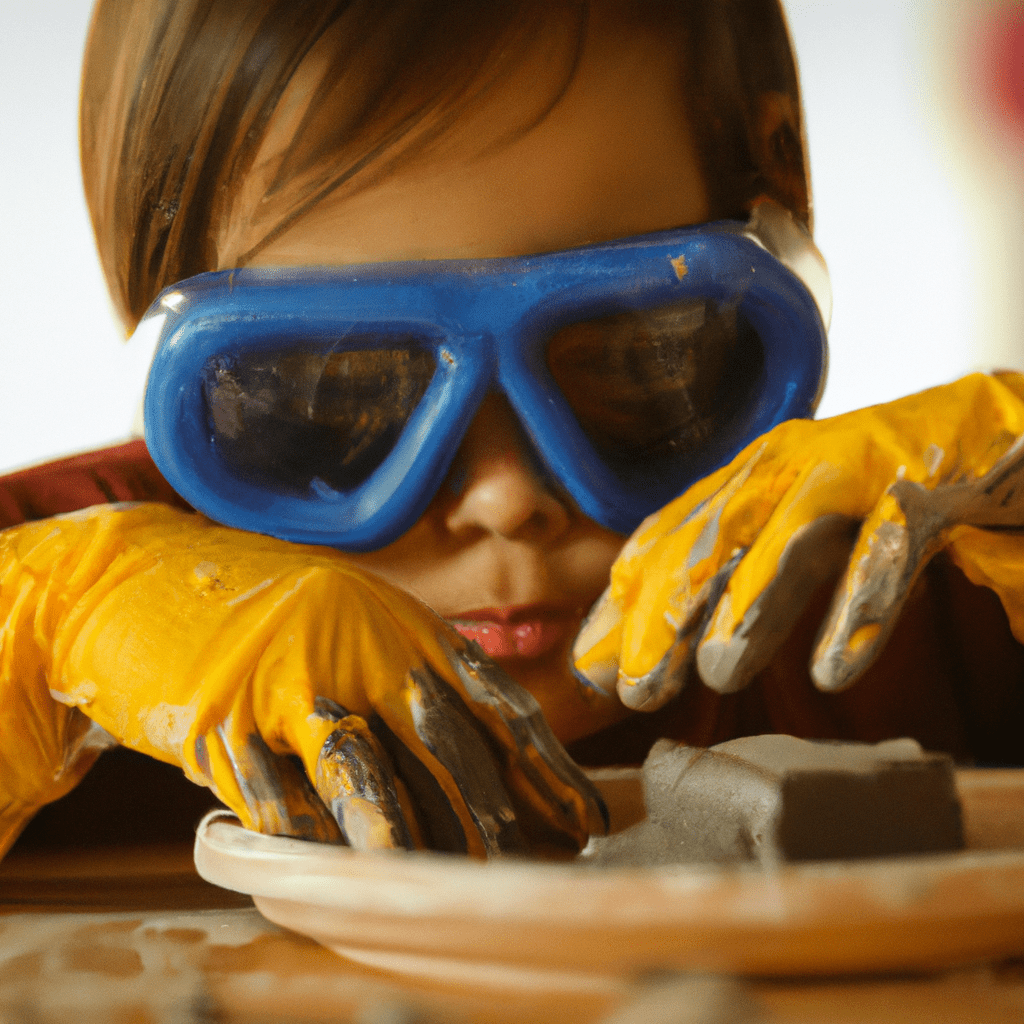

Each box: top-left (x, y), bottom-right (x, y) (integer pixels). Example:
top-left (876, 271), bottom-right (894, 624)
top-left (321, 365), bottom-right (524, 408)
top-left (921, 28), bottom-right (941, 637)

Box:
top-left (193, 768), bottom-right (1024, 989)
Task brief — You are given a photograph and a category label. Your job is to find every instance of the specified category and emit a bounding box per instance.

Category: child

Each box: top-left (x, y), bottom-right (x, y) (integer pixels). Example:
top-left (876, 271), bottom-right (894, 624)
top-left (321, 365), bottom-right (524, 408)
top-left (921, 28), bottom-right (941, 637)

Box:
top-left (2, 0), bottom-right (1022, 859)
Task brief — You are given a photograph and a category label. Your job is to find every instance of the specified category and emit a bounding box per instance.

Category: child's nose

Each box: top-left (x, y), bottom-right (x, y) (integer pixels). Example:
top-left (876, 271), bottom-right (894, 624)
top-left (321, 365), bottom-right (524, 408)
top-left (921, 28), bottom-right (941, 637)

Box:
top-left (443, 394), bottom-right (571, 543)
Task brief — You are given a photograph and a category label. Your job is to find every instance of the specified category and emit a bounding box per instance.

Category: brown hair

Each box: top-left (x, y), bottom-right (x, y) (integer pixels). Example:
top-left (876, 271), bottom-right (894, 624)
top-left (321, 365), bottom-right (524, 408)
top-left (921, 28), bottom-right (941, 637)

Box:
top-left (81, 0), bottom-right (809, 331)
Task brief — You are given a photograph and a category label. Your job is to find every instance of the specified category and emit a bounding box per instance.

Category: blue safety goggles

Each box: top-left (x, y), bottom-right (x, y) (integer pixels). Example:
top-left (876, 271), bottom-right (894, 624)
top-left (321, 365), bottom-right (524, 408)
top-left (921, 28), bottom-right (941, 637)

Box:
top-left (141, 217), bottom-right (827, 551)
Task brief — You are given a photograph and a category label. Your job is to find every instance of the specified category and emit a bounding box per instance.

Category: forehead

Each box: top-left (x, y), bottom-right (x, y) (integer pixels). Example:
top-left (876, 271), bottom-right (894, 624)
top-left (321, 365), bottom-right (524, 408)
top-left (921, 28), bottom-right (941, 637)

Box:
top-left (239, 13), bottom-right (710, 270)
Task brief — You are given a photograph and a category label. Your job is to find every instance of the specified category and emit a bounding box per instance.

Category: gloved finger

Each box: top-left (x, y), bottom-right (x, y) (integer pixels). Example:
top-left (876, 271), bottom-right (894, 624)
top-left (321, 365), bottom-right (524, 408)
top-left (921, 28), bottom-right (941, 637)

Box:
top-left (809, 430), bottom-right (1024, 696)
top-left (811, 487), bottom-right (948, 693)
top-left (573, 444), bottom-right (772, 707)
top-left (569, 539), bottom-right (733, 712)
top-left (695, 514), bottom-right (859, 693)
top-left (401, 661), bottom-right (527, 857)
top-left (613, 549), bottom-right (743, 711)
top-left (571, 585), bottom-right (624, 698)
top-left (311, 698), bottom-right (417, 851)
top-left (197, 709), bottom-right (343, 843)
top-left (809, 429), bottom-right (1024, 693)
top-left (445, 638), bottom-right (609, 840)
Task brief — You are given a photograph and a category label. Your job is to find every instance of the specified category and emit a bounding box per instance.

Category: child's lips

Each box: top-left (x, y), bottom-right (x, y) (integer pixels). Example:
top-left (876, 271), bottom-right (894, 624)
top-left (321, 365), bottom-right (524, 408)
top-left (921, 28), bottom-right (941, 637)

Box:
top-left (450, 606), bottom-right (581, 660)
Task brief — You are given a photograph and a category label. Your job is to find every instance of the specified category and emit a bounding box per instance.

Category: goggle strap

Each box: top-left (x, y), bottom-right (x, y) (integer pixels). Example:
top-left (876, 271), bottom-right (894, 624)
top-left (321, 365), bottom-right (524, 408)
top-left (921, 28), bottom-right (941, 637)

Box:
top-left (744, 198), bottom-right (832, 330)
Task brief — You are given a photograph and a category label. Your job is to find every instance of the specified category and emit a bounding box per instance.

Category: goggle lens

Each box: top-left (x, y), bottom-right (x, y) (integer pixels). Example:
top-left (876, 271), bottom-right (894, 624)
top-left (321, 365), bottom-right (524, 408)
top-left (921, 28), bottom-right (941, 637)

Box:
top-left (203, 341), bottom-right (435, 495)
top-left (546, 297), bottom-right (764, 478)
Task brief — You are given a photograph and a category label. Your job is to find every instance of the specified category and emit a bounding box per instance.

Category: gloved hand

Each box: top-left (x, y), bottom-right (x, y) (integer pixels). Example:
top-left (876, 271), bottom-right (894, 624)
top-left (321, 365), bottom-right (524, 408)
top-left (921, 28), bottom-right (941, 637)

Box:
top-left (573, 372), bottom-right (1024, 709)
top-left (0, 503), bottom-right (604, 859)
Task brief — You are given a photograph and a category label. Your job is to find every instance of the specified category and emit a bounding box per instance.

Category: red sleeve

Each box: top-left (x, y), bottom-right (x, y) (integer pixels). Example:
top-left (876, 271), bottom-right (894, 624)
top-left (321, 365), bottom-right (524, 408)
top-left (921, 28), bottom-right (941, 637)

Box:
top-left (0, 440), bottom-right (191, 529)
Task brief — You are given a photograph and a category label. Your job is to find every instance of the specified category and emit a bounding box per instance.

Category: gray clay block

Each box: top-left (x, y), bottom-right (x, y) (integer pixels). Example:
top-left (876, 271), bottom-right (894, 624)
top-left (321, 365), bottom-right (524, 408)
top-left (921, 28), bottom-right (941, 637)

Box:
top-left (585, 735), bottom-right (964, 867)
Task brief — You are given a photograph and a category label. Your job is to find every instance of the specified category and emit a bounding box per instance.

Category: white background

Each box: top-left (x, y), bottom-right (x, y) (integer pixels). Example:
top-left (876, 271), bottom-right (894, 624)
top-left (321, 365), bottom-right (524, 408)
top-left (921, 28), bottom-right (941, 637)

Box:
top-left (2, 0), bottom-right (1022, 474)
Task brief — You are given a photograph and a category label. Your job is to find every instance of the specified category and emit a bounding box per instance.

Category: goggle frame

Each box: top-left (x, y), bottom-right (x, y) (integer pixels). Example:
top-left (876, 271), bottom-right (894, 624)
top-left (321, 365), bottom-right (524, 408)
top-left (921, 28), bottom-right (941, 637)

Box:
top-left (141, 217), bottom-right (827, 549)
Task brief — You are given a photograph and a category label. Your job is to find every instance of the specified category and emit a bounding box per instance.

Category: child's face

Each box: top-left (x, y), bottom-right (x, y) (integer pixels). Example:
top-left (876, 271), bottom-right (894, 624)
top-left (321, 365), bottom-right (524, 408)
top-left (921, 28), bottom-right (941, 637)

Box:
top-left (235, 14), bottom-right (711, 741)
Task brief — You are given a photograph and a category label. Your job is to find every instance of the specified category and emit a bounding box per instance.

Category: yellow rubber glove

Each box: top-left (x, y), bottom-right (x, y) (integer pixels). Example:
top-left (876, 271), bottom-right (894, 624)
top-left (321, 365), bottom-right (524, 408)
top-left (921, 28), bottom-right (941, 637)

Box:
top-left (573, 372), bottom-right (1024, 709)
top-left (0, 503), bottom-right (604, 859)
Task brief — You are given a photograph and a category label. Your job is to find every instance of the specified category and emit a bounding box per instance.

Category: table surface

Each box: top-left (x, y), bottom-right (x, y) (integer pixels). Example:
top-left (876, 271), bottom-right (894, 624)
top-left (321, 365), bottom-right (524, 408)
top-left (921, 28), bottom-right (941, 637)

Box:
top-left (3, 770), bottom-right (1024, 1024)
